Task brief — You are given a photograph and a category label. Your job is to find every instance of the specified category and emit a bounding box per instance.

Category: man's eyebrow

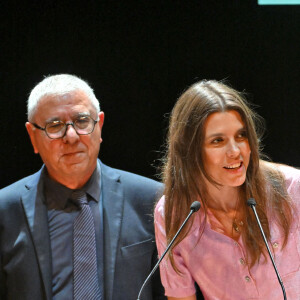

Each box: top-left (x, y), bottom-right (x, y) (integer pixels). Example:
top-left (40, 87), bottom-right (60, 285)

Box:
top-left (75, 112), bottom-right (90, 117)
top-left (44, 112), bottom-right (91, 123)
top-left (45, 117), bottom-right (61, 123)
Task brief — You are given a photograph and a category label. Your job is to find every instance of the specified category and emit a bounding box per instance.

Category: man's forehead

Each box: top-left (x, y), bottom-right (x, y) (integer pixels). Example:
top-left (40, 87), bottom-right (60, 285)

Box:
top-left (34, 91), bottom-right (96, 121)
top-left (39, 89), bottom-right (90, 103)
top-left (45, 112), bottom-right (92, 123)
top-left (37, 91), bottom-right (94, 110)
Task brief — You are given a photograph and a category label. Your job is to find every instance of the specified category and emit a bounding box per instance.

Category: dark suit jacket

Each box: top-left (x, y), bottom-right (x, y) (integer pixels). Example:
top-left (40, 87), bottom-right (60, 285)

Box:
top-left (0, 161), bottom-right (166, 300)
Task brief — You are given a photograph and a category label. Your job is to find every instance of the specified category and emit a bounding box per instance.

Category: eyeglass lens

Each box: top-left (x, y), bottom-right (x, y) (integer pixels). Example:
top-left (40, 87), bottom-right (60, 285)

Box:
top-left (46, 116), bottom-right (95, 138)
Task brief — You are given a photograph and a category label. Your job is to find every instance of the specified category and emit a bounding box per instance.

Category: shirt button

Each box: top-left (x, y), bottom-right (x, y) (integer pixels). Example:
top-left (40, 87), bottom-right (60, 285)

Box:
top-left (239, 258), bottom-right (245, 265)
top-left (273, 242), bottom-right (279, 248)
top-left (234, 242), bottom-right (239, 246)
top-left (245, 276), bottom-right (251, 282)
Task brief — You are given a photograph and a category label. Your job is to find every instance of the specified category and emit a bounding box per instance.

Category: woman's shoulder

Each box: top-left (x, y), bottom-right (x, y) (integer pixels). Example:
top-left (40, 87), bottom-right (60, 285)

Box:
top-left (275, 164), bottom-right (300, 186)
top-left (278, 164), bottom-right (300, 199)
top-left (154, 195), bottom-right (166, 220)
top-left (261, 161), bottom-right (300, 182)
top-left (260, 161), bottom-right (299, 202)
top-left (277, 164), bottom-right (300, 181)
top-left (266, 162), bottom-right (300, 202)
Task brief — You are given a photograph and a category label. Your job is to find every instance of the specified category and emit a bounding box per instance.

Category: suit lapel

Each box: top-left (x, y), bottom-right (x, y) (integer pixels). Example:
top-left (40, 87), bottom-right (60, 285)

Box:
top-left (21, 170), bottom-right (52, 300)
top-left (21, 162), bottom-right (125, 300)
top-left (101, 163), bottom-right (124, 300)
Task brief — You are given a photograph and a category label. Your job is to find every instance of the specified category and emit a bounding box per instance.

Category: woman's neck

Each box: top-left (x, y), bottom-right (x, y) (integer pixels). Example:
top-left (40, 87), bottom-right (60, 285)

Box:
top-left (205, 182), bottom-right (244, 241)
top-left (205, 182), bottom-right (240, 212)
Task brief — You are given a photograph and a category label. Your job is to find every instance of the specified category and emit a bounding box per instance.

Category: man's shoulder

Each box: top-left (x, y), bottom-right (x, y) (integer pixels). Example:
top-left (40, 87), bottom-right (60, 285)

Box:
top-left (0, 169), bottom-right (41, 199)
top-left (117, 168), bottom-right (162, 187)
top-left (101, 162), bottom-right (163, 192)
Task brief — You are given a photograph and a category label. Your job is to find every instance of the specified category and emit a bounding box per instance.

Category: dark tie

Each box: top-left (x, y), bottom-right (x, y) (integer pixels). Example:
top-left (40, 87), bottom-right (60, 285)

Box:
top-left (72, 190), bottom-right (101, 300)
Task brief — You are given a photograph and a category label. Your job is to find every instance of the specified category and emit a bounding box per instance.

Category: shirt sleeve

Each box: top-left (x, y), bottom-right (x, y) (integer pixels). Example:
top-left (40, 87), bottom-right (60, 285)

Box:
top-left (279, 165), bottom-right (300, 216)
top-left (278, 165), bottom-right (300, 263)
top-left (154, 196), bottom-right (196, 298)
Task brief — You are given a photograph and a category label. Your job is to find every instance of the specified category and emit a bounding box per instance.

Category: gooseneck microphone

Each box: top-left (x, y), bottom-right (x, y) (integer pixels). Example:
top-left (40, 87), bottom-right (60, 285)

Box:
top-left (247, 198), bottom-right (287, 300)
top-left (137, 201), bottom-right (201, 300)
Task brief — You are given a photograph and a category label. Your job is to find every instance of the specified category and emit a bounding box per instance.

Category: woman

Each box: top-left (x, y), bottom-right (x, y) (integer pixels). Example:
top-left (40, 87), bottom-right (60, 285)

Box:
top-left (154, 80), bottom-right (300, 300)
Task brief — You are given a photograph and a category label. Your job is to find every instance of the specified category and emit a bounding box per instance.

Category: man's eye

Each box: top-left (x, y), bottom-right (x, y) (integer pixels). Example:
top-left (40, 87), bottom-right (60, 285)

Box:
top-left (47, 122), bottom-right (64, 132)
top-left (76, 117), bottom-right (90, 123)
top-left (75, 117), bottom-right (91, 128)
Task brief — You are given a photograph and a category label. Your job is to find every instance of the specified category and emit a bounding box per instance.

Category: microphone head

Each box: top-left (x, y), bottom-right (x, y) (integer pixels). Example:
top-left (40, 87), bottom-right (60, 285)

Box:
top-left (247, 198), bottom-right (257, 207)
top-left (190, 201), bottom-right (201, 212)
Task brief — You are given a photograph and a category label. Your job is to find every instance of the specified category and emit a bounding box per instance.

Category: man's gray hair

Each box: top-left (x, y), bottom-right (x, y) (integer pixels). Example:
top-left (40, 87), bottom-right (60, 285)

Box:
top-left (27, 74), bottom-right (100, 121)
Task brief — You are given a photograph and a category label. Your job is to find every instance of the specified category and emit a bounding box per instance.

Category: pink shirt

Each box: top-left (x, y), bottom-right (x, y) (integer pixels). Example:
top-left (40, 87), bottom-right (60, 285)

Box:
top-left (154, 165), bottom-right (300, 299)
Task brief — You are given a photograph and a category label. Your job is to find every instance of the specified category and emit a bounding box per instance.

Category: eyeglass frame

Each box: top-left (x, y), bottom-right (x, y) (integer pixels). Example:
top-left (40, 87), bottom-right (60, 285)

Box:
top-left (31, 115), bottom-right (99, 139)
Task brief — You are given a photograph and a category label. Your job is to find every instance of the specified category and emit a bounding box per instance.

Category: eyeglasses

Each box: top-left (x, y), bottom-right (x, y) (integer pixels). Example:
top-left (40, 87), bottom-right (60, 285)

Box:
top-left (32, 115), bottom-right (98, 139)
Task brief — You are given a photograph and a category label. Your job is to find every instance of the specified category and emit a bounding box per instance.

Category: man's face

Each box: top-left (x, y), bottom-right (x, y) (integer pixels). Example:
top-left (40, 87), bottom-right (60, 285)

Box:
top-left (26, 90), bottom-right (104, 188)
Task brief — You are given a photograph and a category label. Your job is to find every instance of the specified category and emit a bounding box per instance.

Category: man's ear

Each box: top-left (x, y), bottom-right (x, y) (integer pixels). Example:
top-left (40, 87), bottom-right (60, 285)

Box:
top-left (98, 111), bottom-right (104, 129)
top-left (98, 112), bottom-right (105, 143)
top-left (25, 122), bottom-right (39, 154)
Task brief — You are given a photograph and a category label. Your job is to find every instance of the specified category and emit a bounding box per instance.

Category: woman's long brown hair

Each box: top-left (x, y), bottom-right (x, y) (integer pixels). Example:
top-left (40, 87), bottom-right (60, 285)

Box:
top-left (161, 80), bottom-right (293, 271)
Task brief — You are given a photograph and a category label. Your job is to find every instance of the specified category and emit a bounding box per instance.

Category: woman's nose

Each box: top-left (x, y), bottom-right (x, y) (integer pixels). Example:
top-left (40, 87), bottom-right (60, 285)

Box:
top-left (226, 140), bottom-right (240, 158)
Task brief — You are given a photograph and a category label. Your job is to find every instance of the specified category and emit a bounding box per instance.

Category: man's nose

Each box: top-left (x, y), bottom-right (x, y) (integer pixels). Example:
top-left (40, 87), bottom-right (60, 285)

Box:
top-left (63, 123), bottom-right (80, 144)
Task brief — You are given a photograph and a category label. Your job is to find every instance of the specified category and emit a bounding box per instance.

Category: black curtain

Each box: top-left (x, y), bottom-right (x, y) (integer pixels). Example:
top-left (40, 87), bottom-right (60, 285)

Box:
top-left (0, 1), bottom-right (299, 187)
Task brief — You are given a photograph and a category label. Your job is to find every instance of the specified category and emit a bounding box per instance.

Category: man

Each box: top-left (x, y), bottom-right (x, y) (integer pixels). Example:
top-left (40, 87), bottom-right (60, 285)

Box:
top-left (0, 74), bottom-right (165, 300)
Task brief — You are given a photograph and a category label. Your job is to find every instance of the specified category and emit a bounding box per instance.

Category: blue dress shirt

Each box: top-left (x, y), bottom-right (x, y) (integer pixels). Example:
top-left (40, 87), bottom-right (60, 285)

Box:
top-left (43, 163), bottom-right (103, 300)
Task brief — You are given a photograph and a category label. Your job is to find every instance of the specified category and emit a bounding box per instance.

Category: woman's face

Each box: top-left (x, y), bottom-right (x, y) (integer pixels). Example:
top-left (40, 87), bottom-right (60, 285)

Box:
top-left (203, 110), bottom-right (251, 188)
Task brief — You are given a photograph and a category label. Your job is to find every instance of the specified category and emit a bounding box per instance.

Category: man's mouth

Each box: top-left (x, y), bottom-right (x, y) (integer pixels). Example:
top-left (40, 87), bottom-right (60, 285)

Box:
top-left (224, 162), bottom-right (242, 170)
top-left (63, 151), bottom-right (83, 157)
top-left (64, 152), bottom-right (78, 155)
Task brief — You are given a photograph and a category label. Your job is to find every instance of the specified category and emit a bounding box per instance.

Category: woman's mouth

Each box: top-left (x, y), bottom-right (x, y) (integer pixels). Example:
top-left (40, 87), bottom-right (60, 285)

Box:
top-left (224, 162), bottom-right (242, 170)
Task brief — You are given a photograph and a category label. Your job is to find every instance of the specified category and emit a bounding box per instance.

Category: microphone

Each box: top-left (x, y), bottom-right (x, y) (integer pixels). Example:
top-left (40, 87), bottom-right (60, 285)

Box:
top-left (247, 198), bottom-right (287, 300)
top-left (137, 201), bottom-right (201, 300)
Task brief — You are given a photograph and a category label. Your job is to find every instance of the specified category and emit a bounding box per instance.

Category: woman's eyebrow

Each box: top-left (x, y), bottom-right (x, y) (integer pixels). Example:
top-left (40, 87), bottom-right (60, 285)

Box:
top-left (205, 127), bottom-right (246, 139)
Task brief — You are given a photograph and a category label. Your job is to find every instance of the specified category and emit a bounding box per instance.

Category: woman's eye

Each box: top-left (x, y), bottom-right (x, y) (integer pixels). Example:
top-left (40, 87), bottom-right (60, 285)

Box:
top-left (212, 138), bottom-right (223, 144)
top-left (237, 131), bottom-right (247, 139)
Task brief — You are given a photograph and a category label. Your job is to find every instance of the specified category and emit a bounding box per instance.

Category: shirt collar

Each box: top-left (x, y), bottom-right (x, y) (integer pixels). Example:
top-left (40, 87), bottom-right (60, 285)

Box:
top-left (84, 160), bottom-right (101, 202)
top-left (43, 161), bottom-right (101, 210)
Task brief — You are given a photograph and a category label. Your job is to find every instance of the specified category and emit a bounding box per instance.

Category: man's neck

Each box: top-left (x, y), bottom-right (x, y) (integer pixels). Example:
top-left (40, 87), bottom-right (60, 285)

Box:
top-left (46, 170), bottom-right (95, 190)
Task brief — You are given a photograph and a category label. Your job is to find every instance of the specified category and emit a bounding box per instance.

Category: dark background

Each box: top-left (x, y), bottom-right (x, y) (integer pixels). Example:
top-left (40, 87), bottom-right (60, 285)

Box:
top-left (0, 1), bottom-right (299, 188)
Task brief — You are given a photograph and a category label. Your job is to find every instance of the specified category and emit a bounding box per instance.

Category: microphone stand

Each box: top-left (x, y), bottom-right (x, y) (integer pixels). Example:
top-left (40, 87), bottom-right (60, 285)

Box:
top-left (247, 198), bottom-right (287, 300)
top-left (137, 201), bottom-right (201, 300)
